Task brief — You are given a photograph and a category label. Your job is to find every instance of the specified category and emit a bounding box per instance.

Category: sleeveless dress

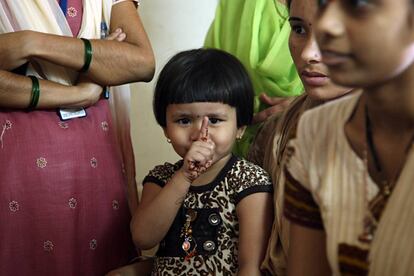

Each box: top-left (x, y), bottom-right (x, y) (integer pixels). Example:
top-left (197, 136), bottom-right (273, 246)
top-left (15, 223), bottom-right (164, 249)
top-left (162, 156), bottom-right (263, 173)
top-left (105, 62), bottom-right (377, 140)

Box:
top-left (0, 1), bottom-right (136, 274)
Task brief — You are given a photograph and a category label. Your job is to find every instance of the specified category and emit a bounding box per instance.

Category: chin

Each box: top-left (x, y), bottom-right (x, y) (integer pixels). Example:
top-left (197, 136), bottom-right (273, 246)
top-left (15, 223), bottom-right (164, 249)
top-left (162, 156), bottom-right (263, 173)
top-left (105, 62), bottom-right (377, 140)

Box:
top-left (306, 84), bottom-right (352, 102)
top-left (306, 87), bottom-right (334, 101)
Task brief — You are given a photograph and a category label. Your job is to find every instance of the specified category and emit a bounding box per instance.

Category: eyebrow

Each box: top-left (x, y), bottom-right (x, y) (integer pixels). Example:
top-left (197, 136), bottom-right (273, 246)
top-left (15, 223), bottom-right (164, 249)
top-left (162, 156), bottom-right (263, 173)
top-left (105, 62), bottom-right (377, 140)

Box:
top-left (207, 112), bottom-right (228, 118)
top-left (289, 17), bottom-right (303, 22)
top-left (172, 112), bottom-right (228, 118)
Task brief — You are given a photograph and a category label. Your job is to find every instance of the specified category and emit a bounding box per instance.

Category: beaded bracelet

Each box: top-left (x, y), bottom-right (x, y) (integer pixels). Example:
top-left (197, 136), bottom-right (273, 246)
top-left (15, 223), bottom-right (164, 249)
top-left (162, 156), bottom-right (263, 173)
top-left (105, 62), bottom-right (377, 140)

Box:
top-left (28, 75), bottom-right (40, 110)
top-left (79, 38), bottom-right (93, 73)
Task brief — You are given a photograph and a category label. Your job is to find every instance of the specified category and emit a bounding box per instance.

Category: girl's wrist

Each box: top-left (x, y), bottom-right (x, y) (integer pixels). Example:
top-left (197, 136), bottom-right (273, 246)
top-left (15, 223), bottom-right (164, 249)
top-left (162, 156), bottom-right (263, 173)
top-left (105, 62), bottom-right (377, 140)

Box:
top-left (172, 169), bottom-right (193, 189)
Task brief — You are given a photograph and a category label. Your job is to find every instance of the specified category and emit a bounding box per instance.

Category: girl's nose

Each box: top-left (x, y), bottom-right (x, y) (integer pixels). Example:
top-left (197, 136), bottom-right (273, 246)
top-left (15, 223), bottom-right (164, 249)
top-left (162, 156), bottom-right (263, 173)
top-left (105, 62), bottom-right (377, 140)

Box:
top-left (190, 122), bottom-right (202, 141)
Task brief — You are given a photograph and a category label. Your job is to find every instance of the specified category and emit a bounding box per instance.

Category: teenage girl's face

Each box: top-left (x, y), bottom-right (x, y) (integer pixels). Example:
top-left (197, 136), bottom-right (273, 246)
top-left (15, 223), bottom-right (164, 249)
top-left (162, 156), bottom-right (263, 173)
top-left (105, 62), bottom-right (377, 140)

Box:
top-left (289, 0), bottom-right (351, 101)
top-left (315, 0), bottom-right (414, 88)
top-left (164, 102), bottom-right (245, 164)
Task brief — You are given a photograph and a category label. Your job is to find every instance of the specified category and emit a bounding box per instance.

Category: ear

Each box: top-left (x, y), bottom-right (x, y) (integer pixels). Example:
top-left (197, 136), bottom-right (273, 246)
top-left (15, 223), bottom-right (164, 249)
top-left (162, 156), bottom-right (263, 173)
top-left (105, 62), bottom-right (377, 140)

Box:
top-left (163, 128), bottom-right (169, 140)
top-left (236, 126), bottom-right (247, 140)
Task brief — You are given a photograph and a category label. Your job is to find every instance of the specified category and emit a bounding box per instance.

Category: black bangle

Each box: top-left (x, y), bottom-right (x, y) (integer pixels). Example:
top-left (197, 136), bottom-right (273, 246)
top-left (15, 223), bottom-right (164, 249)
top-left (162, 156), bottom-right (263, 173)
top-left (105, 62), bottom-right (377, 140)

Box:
top-left (79, 38), bottom-right (93, 73)
top-left (28, 75), bottom-right (40, 110)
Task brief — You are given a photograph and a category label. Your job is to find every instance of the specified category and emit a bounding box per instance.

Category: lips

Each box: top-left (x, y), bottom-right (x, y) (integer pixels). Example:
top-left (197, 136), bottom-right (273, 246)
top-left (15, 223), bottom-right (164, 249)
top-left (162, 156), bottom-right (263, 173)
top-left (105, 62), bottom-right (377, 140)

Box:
top-left (301, 70), bottom-right (328, 86)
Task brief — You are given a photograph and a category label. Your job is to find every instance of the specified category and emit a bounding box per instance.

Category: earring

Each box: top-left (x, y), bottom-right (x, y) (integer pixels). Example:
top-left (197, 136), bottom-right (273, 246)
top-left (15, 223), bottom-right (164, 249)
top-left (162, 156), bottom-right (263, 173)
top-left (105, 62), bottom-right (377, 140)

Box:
top-left (167, 138), bottom-right (171, 143)
top-left (236, 136), bottom-right (242, 141)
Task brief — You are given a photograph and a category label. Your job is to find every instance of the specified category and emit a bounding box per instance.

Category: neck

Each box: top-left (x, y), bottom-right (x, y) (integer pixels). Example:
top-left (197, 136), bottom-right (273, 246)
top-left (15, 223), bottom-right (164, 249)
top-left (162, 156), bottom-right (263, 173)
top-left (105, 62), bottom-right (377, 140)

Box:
top-left (364, 73), bottom-right (414, 132)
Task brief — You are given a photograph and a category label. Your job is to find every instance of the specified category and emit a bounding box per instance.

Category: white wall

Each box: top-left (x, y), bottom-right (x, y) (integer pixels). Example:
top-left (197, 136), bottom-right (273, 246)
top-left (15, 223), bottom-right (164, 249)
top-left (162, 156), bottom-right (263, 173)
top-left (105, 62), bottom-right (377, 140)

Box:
top-left (131, 0), bottom-right (218, 192)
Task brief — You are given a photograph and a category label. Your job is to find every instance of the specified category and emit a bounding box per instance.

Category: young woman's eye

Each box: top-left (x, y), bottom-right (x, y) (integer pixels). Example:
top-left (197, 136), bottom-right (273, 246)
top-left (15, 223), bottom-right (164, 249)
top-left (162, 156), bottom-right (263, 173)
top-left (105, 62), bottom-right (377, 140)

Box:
top-left (290, 24), bottom-right (306, 35)
top-left (176, 118), bottom-right (191, 125)
top-left (208, 118), bottom-right (222, 125)
top-left (342, 0), bottom-right (372, 10)
top-left (317, 0), bottom-right (328, 8)
top-left (349, 0), bottom-right (370, 7)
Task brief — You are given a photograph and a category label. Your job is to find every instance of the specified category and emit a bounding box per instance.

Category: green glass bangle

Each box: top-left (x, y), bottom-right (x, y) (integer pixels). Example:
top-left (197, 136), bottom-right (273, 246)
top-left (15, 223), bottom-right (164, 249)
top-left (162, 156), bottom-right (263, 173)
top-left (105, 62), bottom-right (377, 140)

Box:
top-left (79, 38), bottom-right (93, 73)
top-left (28, 75), bottom-right (40, 110)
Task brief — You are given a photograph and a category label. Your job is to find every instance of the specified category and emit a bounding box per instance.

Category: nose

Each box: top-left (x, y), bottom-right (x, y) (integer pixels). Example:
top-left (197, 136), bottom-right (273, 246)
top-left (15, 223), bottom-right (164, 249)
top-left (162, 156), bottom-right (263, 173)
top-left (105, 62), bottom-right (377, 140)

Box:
top-left (301, 33), bottom-right (322, 65)
top-left (316, 2), bottom-right (345, 44)
top-left (189, 122), bottom-right (202, 141)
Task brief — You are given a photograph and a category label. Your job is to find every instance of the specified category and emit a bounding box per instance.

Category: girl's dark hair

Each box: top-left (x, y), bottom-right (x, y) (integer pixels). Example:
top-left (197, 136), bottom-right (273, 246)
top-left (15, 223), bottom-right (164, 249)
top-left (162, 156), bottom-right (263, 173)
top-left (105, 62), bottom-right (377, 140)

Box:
top-left (153, 48), bottom-right (254, 127)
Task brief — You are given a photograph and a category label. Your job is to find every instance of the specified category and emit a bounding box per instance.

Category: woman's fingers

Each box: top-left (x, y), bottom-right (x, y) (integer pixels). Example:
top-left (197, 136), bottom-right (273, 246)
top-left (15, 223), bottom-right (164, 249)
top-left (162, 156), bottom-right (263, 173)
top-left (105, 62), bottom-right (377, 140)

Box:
top-left (105, 28), bottom-right (126, 41)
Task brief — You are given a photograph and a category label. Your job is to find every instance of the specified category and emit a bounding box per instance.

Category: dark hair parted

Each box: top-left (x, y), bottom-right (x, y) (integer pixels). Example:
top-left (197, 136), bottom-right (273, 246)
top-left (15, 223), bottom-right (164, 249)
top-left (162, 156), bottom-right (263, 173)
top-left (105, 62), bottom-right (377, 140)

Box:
top-left (153, 48), bottom-right (254, 128)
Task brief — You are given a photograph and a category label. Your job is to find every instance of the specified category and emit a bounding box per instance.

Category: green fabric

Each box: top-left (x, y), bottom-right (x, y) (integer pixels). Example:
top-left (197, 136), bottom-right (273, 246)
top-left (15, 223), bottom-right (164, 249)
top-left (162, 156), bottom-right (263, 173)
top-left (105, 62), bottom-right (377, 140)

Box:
top-left (204, 0), bottom-right (304, 157)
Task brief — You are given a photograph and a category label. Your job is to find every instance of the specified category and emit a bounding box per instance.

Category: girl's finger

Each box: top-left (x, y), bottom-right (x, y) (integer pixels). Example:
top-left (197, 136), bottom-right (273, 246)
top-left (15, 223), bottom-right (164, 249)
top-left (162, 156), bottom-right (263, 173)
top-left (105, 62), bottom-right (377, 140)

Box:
top-left (199, 116), bottom-right (209, 142)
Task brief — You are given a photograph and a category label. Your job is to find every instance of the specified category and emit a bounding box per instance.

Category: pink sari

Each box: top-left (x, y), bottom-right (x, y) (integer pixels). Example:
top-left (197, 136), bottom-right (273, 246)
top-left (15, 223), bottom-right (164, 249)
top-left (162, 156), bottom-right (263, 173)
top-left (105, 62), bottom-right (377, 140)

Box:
top-left (0, 0), bottom-right (137, 274)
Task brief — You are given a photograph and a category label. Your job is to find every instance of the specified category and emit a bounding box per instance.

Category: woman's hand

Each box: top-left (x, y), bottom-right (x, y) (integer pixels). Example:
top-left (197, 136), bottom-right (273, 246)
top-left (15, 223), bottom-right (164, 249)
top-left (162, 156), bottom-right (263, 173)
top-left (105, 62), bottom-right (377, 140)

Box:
top-left (181, 116), bottom-right (215, 182)
top-left (106, 28), bottom-right (127, 42)
top-left (252, 93), bottom-right (293, 124)
top-left (74, 75), bottom-right (103, 108)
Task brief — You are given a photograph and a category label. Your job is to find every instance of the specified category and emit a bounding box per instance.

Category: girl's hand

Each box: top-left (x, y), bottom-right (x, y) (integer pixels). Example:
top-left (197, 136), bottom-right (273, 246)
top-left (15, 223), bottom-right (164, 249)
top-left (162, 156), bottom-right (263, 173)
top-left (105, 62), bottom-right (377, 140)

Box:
top-left (182, 116), bottom-right (215, 182)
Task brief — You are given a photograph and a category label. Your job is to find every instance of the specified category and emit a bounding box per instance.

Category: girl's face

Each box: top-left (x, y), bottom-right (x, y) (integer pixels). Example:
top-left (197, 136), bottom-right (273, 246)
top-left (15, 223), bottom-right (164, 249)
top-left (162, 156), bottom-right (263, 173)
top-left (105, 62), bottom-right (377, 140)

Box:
top-left (164, 102), bottom-right (245, 163)
top-left (289, 0), bottom-right (351, 100)
top-left (315, 0), bottom-right (414, 88)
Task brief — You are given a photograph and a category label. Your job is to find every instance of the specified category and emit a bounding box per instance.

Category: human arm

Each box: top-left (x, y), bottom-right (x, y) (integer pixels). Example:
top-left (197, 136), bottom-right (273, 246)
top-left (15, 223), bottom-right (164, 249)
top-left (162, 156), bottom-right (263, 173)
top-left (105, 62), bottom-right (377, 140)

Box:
top-left (0, 70), bottom-right (102, 109)
top-left (287, 223), bottom-right (331, 276)
top-left (237, 192), bottom-right (273, 276)
top-left (131, 171), bottom-right (192, 250)
top-left (131, 118), bottom-right (215, 249)
top-left (283, 167), bottom-right (331, 276)
top-left (0, 29), bottom-right (129, 109)
top-left (252, 93), bottom-right (294, 125)
top-left (0, 1), bottom-right (154, 86)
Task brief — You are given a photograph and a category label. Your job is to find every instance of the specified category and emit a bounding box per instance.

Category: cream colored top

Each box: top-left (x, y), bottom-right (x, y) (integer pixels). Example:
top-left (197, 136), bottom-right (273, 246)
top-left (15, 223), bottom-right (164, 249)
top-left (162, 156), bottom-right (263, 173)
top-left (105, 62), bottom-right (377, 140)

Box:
top-left (286, 92), bottom-right (414, 275)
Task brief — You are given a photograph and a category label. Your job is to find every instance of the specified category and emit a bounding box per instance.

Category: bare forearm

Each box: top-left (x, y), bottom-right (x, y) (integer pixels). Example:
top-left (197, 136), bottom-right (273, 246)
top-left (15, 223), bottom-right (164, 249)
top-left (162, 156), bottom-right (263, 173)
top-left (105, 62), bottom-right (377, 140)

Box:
top-left (31, 34), bottom-right (154, 85)
top-left (31, 2), bottom-right (153, 85)
top-left (131, 171), bottom-right (191, 249)
top-left (0, 70), bottom-right (95, 109)
top-left (0, 32), bottom-right (31, 70)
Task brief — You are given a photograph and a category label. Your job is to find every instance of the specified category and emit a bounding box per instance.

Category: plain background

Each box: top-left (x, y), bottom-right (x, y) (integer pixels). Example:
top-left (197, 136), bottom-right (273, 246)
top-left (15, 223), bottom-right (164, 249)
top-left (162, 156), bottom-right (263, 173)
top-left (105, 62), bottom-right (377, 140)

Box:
top-left (130, 0), bottom-right (218, 196)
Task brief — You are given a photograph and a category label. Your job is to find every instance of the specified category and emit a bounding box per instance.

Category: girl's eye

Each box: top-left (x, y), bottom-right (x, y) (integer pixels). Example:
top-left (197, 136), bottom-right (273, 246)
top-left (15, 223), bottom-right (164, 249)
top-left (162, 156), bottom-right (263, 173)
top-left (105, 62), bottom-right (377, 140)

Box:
top-left (290, 25), bottom-right (306, 35)
top-left (176, 118), bottom-right (191, 125)
top-left (209, 118), bottom-right (222, 125)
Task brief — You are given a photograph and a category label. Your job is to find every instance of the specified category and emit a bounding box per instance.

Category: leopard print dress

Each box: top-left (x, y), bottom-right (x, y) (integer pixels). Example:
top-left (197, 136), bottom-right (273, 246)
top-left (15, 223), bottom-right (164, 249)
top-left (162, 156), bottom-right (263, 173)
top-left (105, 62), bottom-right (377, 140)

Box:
top-left (143, 155), bottom-right (272, 275)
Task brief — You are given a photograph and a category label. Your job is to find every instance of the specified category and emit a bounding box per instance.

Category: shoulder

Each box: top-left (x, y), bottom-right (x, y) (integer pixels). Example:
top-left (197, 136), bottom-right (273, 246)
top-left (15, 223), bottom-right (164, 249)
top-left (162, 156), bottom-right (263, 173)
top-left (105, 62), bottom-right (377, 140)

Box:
top-left (299, 91), bottom-right (360, 133)
top-left (227, 158), bottom-right (273, 204)
top-left (143, 160), bottom-right (182, 187)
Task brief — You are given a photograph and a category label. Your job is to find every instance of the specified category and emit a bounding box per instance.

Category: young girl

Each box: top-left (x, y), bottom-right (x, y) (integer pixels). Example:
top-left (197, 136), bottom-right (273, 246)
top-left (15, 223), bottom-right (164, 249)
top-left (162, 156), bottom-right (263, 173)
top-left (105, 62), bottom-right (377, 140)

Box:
top-left (131, 48), bottom-right (273, 275)
top-left (284, 0), bottom-right (414, 275)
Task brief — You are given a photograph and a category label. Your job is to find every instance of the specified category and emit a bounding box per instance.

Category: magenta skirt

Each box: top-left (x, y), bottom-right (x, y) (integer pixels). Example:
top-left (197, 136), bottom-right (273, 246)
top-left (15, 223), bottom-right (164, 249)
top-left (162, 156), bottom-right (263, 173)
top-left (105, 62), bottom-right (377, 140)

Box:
top-left (0, 100), bottom-right (135, 275)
